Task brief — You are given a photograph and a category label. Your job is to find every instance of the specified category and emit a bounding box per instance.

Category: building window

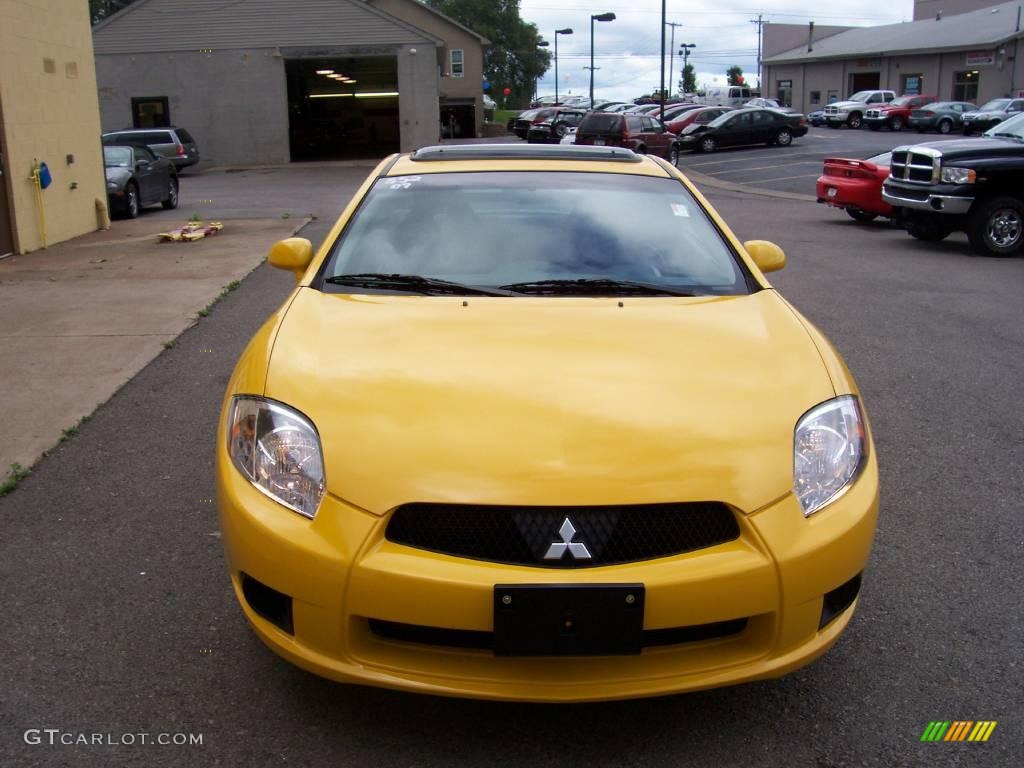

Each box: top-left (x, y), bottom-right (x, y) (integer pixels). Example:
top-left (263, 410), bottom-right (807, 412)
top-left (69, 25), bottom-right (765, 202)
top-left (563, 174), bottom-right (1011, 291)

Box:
top-left (450, 49), bottom-right (464, 78)
top-left (952, 70), bottom-right (979, 102)
top-left (901, 74), bottom-right (923, 95)
top-left (131, 97), bottom-right (171, 128)
top-left (809, 91), bottom-right (821, 104)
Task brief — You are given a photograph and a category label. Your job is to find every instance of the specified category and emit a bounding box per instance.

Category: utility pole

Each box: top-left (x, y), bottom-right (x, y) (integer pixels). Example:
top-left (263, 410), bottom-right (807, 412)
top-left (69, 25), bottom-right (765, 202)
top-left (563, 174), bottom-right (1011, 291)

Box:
top-left (750, 14), bottom-right (766, 91)
top-left (659, 0), bottom-right (667, 121)
top-left (666, 21), bottom-right (682, 101)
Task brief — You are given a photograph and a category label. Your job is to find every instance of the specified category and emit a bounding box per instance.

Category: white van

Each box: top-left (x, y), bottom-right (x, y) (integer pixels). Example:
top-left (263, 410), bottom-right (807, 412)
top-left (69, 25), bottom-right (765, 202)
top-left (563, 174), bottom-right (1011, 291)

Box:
top-left (700, 86), bottom-right (752, 107)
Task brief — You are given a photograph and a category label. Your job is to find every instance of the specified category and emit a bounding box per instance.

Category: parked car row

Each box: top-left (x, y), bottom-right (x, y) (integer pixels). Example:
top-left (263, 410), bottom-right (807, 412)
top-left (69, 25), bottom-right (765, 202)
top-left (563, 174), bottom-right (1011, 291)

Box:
top-left (100, 126), bottom-right (200, 218)
top-left (815, 112), bottom-right (1024, 257)
top-left (812, 91), bottom-right (1024, 135)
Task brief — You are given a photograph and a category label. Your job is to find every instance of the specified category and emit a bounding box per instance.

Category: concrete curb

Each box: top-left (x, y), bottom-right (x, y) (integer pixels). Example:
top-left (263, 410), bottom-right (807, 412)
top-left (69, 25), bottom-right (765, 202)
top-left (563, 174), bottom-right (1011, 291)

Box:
top-left (680, 167), bottom-right (818, 203)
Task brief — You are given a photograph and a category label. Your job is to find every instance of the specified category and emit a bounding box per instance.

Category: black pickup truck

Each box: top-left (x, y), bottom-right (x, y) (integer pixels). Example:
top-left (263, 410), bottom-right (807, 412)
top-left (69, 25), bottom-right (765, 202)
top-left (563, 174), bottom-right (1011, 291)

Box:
top-left (881, 121), bottom-right (1024, 256)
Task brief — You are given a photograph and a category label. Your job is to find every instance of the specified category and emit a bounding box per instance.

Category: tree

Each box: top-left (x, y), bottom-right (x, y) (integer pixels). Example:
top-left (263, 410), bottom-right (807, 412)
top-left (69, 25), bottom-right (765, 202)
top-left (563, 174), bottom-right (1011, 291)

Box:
top-left (726, 65), bottom-right (745, 87)
top-left (425, 0), bottom-right (550, 108)
top-left (678, 64), bottom-right (696, 94)
top-left (90, 0), bottom-right (137, 25)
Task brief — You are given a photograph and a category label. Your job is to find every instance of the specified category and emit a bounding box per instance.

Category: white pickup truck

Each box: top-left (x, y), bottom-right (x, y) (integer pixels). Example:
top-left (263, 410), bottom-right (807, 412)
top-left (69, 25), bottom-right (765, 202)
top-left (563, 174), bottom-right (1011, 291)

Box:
top-left (824, 90), bottom-right (896, 129)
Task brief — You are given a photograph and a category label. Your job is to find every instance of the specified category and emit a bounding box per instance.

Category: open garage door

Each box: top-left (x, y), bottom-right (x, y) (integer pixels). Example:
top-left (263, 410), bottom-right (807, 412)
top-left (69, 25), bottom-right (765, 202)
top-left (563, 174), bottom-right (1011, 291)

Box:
top-left (848, 72), bottom-right (880, 94)
top-left (286, 57), bottom-right (399, 161)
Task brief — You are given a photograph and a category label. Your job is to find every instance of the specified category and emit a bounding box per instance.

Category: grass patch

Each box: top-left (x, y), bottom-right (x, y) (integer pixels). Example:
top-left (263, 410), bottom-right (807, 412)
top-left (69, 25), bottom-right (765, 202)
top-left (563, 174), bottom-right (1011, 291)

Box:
top-left (281, 212), bottom-right (291, 219)
top-left (60, 425), bottom-right (79, 442)
top-left (197, 306), bottom-right (211, 318)
top-left (1, 463), bottom-right (30, 496)
top-left (188, 212), bottom-right (201, 222)
top-left (162, 340), bottom-right (176, 350)
top-left (494, 109), bottom-right (519, 127)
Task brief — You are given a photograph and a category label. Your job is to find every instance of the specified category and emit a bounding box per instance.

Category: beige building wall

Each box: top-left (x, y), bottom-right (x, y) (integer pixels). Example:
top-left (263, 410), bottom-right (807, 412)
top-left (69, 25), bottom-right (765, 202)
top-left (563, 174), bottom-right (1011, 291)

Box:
top-left (368, 0), bottom-right (486, 135)
top-left (0, 0), bottom-right (105, 254)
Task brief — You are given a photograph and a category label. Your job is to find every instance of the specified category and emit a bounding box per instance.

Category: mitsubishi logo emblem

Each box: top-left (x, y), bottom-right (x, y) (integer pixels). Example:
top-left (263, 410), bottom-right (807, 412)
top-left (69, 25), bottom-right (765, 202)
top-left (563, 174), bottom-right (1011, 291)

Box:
top-left (544, 517), bottom-right (592, 561)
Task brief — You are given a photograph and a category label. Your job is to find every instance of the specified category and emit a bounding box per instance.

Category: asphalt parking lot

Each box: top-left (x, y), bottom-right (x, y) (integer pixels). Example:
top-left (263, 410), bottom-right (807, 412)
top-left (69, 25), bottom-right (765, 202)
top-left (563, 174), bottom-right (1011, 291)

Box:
top-left (2, 158), bottom-right (1022, 767)
top-left (673, 124), bottom-right (913, 196)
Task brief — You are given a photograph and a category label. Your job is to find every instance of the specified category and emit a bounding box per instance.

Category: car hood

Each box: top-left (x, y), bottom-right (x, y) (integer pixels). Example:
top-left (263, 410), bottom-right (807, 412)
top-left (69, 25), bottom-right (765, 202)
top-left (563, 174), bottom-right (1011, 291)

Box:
top-left (965, 111), bottom-right (1003, 118)
top-left (830, 100), bottom-right (869, 110)
top-left (905, 137), bottom-right (1024, 157)
top-left (264, 289), bottom-right (835, 515)
top-left (104, 167), bottom-right (131, 185)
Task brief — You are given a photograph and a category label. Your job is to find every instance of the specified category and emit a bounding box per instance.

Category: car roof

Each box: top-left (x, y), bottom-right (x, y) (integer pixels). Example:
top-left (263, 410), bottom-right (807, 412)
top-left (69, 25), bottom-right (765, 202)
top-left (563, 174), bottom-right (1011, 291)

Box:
top-left (386, 144), bottom-right (673, 178)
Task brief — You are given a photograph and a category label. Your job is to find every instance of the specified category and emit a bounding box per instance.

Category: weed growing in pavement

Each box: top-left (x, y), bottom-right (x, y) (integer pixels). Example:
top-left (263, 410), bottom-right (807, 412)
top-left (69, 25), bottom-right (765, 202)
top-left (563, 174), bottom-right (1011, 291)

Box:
top-left (281, 212), bottom-right (291, 219)
top-left (1, 463), bottom-right (30, 496)
top-left (162, 340), bottom-right (176, 349)
top-left (197, 281), bottom-right (243, 321)
top-left (188, 213), bottom-right (201, 222)
top-left (198, 306), bottom-right (211, 318)
top-left (60, 425), bottom-right (78, 442)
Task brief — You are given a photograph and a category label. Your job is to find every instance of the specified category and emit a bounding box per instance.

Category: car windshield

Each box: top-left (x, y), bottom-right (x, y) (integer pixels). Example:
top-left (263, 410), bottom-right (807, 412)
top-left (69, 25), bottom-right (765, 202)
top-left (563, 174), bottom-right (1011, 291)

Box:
top-left (708, 111), bottom-right (741, 127)
top-left (847, 91), bottom-right (874, 102)
top-left (890, 97), bottom-right (912, 107)
top-left (321, 172), bottom-right (751, 295)
top-left (979, 99), bottom-right (1011, 111)
top-left (984, 112), bottom-right (1024, 139)
top-left (103, 146), bottom-right (132, 167)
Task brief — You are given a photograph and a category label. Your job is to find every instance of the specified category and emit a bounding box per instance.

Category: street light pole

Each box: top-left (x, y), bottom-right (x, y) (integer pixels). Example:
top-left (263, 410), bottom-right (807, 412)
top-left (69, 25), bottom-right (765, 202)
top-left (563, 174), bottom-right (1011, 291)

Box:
top-left (555, 28), bottom-right (573, 105)
top-left (678, 43), bottom-right (696, 95)
top-left (589, 12), bottom-right (616, 108)
top-left (536, 39), bottom-right (549, 103)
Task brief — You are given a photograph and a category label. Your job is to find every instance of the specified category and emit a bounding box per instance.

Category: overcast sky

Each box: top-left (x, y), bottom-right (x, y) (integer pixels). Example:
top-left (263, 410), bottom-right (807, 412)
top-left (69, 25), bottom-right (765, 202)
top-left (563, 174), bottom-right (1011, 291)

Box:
top-left (518, 0), bottom-right (916, 101)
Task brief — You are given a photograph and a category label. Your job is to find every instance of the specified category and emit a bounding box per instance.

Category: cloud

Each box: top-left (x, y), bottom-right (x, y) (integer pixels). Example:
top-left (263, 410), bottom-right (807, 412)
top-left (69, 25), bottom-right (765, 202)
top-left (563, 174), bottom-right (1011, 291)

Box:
top-left (520, 0), bottom-right (914, 101)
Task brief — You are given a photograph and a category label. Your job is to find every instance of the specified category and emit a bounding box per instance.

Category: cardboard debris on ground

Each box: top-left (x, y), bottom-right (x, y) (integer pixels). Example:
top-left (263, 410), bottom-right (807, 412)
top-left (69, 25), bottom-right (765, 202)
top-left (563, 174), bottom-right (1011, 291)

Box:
top-left (158, 221), bottom-right (224, 242)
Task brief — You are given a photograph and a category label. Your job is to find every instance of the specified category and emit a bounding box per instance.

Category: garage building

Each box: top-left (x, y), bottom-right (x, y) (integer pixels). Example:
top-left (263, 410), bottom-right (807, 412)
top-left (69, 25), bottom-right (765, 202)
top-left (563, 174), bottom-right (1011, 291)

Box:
top-left (763, 0), bottom-right (1024, 114)
top-left (92, 0), bottom-right (487, 166)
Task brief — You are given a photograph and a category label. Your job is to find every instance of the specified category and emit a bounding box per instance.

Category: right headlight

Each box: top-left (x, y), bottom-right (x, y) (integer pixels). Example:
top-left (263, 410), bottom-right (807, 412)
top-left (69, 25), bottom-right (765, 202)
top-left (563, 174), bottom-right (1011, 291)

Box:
top-left (940, 166), bottom-right (976, 184)
top-left (228, 396), bottom-right (325, 518)
top-left (794, 396), bottom-right (867, 517)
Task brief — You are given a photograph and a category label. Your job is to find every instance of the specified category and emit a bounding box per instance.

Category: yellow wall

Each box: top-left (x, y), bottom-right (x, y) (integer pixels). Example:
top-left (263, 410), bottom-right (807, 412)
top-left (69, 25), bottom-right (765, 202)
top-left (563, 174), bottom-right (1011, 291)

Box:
top-left (0, 0), bottom-right (105, 253)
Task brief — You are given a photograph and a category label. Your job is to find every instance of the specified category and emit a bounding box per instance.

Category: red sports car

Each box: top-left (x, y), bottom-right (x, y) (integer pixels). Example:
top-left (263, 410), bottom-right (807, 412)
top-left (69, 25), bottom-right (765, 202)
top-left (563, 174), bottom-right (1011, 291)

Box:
top-left (816, 151), bottom-right (892, 223)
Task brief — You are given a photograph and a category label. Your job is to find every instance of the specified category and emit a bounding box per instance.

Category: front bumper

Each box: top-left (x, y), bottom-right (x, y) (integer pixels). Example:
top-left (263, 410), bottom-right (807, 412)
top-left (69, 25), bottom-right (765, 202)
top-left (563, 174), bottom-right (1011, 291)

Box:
top-left (882, 182), bottom-right (974, 214)
top-left (862, 115), bottom-right (890, 127)
top-left (217, 444), bottom-right (880, 702)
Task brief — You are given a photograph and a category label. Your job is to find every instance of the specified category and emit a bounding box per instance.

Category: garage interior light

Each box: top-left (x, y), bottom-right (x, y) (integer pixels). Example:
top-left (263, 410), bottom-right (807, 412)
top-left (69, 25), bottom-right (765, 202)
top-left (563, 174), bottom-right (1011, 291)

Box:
top-left (309, 91), bottom-right (399, 99)
top-left (315, 69), bottom-right (334, 75)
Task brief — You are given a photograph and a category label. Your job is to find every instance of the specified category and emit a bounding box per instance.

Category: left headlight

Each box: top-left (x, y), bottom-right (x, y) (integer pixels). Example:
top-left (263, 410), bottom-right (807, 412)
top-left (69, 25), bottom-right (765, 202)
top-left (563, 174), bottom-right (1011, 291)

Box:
top-left (794, 396), bottom-right (867, 517)
top-left (228, 396), bottom-right (325, 518)
top-left (940, 166), bottom-right (976, 184)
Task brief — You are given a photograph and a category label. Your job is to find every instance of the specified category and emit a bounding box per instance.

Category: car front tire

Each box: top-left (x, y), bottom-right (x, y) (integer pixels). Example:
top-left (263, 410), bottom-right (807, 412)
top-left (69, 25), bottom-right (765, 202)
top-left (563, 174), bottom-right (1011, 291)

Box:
top-left (891, 116), bottom-right (904, 131)
top-left (699, 136), bottom-right (717, 153)
top-left (669, 146), bottom-right (680, 166)
top-left (938, 120), bottom-right (953, 134)
top-left (847, 112), bottom-right (863, 129)
top-left (124, 182), bottom-right (140, 219)
top-left (775, 128), bottom-right (793, 146)
top-left (967, 197), bottom-right (1024, 257)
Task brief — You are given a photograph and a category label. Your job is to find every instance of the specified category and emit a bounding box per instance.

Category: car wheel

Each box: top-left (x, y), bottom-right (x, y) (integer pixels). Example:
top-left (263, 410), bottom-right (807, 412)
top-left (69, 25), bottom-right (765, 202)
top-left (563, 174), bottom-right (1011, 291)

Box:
top-left (847, 112), bottom-right (863, 129)
top-left (161, 177), bottom-right (179, 210)
top-left (846, 209), bottom-right (878, 223)
top-left (554, 122), bottom-right (567, 138)
top-left (906, 217), bottom-right (952, 242)
top-left (775, 128), bottom-right (793, 146)
top-left (937, 120), bottom-right (952, 134)
top-left (891, 116), bottom-right (904, 131)
top-left (967, 197), bottom-right (1024, 257)
top-left (699, 136), bottom-right (717, 153)
top-left (124, 182), bottom-right (140, 219)
top-left (669, 146), bottom-right (681, 166)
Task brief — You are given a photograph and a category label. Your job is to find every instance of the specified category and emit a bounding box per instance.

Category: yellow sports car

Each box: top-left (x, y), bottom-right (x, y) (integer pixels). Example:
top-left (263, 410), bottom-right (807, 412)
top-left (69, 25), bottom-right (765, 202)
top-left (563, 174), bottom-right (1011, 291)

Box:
top-left (217, 144), bottom-right (879, 702)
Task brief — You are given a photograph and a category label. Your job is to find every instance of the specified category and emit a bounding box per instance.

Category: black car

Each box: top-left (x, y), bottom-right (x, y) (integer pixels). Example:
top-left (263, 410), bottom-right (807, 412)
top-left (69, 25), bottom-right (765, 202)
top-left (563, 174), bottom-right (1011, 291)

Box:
top-left (674, 108), bottom-right (808, 154)
top-left (513, 108), bottom-right (556, 139)
top-left (881, 114), bottom-right (1024, 256)
top-left (103, 145), bottom-right (178, 219)
top-left (526, 109), bottom-right (586, 143)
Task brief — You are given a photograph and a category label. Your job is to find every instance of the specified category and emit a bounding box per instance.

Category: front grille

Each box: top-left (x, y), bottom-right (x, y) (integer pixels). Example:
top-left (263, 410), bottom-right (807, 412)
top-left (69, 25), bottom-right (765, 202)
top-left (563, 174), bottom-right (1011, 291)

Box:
top-left (865, 109), bottom-right (881, 118)
top-left (385, 502), bottom-right (740, 567)
top-left (368, 617), bottom-right (748, 650)
top-left (824, 105), bottom-right (839, 115)
top-left (890, 150), bottom-right (938, 184)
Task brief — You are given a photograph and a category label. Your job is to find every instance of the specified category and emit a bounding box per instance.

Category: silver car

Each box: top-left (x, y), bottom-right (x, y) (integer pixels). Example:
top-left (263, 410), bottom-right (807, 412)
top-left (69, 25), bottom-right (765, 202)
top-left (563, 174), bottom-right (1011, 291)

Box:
top-left (102, 127), bottom-right (200, 169)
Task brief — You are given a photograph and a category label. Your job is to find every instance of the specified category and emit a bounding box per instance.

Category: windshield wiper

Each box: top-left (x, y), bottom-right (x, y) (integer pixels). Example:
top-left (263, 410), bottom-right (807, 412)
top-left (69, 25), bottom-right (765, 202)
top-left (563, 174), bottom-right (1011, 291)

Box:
top-left (324, 273), bottom-right (514, 296)
top-left (497, 278), bottom-right (701, 297)
top-left (990, 132), bottom-right (1023, 141)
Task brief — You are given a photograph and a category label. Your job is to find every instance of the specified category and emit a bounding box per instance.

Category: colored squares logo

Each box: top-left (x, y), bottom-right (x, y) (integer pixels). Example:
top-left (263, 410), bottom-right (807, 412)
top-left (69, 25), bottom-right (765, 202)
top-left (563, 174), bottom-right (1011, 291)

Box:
top-left (921, 721), bottom-right (997, 742)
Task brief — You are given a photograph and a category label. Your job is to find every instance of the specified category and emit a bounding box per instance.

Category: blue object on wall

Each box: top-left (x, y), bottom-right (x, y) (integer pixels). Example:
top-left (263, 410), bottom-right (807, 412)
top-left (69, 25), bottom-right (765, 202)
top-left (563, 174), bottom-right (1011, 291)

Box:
top-left (38, 162), bottom-right (52, 189)
top-left (482, 80), bottom-right (490, 91)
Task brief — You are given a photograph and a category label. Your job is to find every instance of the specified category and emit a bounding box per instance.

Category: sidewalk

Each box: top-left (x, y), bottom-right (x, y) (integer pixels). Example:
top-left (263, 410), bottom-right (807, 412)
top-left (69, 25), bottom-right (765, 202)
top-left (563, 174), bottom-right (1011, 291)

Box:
top-left (0, 216), bottom-right (304, 475)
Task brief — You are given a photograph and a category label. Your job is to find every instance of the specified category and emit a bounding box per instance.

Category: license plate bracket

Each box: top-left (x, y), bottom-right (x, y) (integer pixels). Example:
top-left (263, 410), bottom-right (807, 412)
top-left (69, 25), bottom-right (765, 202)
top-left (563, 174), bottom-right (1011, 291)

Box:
top-left (493, 584), bottom-right (644, 656)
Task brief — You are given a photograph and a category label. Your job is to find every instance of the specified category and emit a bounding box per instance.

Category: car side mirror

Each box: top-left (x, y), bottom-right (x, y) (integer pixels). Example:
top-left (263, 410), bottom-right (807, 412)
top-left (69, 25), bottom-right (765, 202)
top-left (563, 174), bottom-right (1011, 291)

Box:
top-left (135, 160), bottom-right (148, 170)
top-left (743, 240), bottom-right (786, 273)
top-left (268, 237), bottom-right (314, 282)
